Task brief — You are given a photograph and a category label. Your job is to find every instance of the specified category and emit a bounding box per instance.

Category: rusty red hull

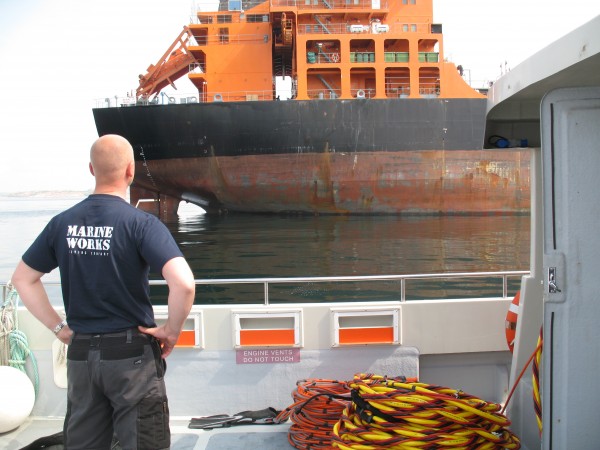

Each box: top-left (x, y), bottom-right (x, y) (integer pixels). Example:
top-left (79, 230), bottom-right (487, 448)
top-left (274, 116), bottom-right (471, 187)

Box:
top-left (131, 150), bottom-right (529, 215)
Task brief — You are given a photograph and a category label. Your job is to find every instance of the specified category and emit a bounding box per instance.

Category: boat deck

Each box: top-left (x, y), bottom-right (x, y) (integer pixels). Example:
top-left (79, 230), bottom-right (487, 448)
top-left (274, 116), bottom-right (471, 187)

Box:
top-left (1, 271), bottom-right (520, 449)
top-left (2, 417), bottom-right (294, 450)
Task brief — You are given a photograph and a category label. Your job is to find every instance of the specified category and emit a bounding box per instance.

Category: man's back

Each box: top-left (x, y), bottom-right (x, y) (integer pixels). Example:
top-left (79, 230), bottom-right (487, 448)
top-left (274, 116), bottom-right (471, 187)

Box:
top-left (22, 193), bottom-right (184, 333)
top-left (11, 134), bottom-right (195, 449)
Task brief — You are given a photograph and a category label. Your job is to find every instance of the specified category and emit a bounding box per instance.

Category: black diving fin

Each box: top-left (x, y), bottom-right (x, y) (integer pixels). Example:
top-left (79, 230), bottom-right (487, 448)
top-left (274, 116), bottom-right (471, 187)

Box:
top-left (188, 414), bottom-right (244, 429)
top-left (188, 407), bottom-right (281, 429)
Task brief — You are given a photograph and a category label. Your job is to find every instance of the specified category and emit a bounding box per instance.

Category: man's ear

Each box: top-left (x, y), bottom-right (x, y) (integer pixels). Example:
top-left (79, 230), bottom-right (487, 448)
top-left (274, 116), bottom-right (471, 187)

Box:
top-left (126, 160), bottom-right (135, 182)
top-left (89, 162), bottom-right (95, 176)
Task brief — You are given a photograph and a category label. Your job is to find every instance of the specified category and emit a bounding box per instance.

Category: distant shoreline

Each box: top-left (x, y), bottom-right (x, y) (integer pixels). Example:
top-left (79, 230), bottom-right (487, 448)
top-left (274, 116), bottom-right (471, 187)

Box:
top-left (0, 190), bottom-right (91, 199)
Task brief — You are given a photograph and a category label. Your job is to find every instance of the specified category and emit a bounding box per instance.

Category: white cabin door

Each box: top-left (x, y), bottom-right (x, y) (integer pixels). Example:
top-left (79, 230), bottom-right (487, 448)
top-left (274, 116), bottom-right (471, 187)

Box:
top-left (541, 87), bottom-right (600, 449)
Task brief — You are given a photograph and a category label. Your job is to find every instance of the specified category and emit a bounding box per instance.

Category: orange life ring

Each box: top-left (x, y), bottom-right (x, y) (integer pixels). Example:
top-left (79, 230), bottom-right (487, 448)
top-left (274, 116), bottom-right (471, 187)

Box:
top-left (505, 291), bottom-right (520, 352)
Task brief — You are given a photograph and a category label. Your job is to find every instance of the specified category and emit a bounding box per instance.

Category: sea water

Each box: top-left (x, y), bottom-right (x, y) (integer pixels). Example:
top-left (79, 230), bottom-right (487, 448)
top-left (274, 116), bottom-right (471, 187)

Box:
top-left (0, 194), bottom-right (530, 304)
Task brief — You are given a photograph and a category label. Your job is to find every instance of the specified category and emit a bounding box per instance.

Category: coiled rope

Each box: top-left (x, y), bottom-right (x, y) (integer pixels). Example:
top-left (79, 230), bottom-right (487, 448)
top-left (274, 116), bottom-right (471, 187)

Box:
top-left (332, 374), bottom-right (520, 449)
top-left (0, 284), bottom-right (39, 396)
top-left (276, 378), bottom-right (352, 449)
top-left (277, 374), bottom-right (518, 450)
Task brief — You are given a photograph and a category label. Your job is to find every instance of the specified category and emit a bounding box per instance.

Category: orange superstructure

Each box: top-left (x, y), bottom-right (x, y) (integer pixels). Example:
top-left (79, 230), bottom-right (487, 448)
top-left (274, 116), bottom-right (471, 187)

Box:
top-left (95, 0), bottom-right (530, 219)
top-left (137, 0), bottom-right (483, 102)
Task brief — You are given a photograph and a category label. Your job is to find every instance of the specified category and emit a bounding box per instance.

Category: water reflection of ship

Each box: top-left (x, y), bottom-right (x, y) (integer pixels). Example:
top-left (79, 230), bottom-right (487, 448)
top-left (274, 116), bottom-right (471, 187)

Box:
top-left (150, 215), bottom-right (530, 304)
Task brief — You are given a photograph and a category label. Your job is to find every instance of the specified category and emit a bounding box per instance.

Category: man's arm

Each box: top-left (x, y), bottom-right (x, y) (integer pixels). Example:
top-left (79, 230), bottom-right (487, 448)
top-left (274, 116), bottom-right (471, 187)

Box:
top-left (11, 259), bottom-right (72, 344)
top-left (139, 256), bottom-right (195, 357)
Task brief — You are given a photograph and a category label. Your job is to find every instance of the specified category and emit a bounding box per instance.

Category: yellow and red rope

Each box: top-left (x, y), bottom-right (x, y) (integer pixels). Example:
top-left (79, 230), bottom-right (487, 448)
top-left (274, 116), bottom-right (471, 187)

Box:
top-left (276, 374), bottom-right (520, 449)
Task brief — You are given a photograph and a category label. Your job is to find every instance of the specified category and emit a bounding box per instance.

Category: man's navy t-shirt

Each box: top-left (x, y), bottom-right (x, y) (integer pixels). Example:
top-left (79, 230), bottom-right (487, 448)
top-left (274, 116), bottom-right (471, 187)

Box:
top-left (22, 194), bottom-right (184, 333)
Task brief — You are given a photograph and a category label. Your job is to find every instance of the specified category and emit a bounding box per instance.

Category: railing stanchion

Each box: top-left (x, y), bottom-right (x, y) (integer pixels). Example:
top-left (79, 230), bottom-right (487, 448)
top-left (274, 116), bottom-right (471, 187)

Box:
top-left (264, 281), bottom-right (269, 305)
top-left (401, 278), bottom-right (406, 302)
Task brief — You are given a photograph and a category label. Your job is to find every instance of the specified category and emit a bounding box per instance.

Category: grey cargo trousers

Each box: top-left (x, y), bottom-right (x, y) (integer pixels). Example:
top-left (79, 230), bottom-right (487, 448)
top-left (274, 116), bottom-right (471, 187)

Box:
top-left (65, 329), bottom-right (169, 450)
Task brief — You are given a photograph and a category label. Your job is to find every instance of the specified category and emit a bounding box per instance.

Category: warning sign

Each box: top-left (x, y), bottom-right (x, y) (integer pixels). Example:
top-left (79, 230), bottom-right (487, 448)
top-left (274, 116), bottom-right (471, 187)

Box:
top-left (236, 348), bottom-right (300, 364)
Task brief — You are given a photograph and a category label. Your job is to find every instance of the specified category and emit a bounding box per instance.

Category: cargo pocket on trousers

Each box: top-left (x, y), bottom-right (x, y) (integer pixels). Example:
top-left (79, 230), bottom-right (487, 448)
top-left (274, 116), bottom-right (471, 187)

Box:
top-left (137, 396), bottom-right (170, 450)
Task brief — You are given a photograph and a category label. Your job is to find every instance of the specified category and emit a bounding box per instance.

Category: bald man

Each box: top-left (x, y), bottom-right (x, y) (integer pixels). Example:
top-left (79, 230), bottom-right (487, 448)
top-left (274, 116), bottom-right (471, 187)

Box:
top-left (12, 134), bottom-right (195, 449)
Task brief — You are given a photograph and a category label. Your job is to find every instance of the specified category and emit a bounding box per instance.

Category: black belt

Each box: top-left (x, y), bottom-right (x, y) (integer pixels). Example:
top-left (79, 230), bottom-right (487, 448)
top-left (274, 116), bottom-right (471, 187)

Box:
top-left (69, 328), bottom-right (155, 360)
top-left (72, 328), bottom-right (151, 347)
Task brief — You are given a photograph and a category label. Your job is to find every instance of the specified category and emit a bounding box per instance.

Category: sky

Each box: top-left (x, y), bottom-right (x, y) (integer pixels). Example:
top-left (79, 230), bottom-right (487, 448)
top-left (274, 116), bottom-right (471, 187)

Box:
top-left (1, 0), bottom-right (598, 193)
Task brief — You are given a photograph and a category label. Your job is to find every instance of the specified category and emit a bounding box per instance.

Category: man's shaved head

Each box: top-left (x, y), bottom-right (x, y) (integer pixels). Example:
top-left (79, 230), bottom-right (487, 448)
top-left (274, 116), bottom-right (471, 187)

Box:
top-left (90, 134), bottom-right (134, 188)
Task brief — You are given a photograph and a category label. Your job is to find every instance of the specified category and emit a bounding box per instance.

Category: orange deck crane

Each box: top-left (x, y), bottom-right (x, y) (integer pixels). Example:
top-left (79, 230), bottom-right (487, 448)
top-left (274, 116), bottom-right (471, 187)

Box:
top-left (136, 26), bottom-right (197, 99)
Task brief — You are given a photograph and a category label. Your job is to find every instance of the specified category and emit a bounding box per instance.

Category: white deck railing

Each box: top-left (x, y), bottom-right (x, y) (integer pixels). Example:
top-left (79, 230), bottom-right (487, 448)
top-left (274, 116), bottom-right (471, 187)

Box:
top-left (4, 271), bottom-right (527, 306)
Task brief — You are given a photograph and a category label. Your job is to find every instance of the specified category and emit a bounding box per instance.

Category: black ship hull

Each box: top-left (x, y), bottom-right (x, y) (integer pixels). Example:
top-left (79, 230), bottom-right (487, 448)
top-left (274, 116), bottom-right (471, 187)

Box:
top-left (93, 98), bottom-right (530, 216)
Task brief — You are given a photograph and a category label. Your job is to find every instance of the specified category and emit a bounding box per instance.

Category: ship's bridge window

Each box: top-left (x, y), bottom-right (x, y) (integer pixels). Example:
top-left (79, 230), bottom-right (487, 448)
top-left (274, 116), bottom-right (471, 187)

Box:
top-left (419, 67), bottom-right (440, 97)
top-left (219, 27), bottom-right (230, 44)
top-left (350, 68), bottom-right (376, 98)
top-left (418, 39), bottom-right (439, 62)
top-left (350, 39), bottom-right (375, 63)
top-left (307, 40), bottom-right (341, 64)
top-left (384, 38), bottom-right (409, 62)
top-left (307, 68), bottom-right (341, 99)
top-left (385, 67), bottom-right (410, 98)
top-left (247, 14), bottom-right (269, 23)
top-left (228, 0), bottom-right (242, 11)
top-left (194, 28), bottom-right (209, 46)
top-left (217, 14), bottom-right (232, 23)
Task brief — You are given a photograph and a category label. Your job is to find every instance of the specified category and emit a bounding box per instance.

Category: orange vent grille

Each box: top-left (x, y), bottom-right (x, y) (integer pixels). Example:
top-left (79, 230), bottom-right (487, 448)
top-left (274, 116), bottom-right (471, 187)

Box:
top-left (338, 327), bottom-right (395, 345)
top-left (239, 329), bottom-right (296, 346)
top-left (176, 329), bottom-right (197, 347)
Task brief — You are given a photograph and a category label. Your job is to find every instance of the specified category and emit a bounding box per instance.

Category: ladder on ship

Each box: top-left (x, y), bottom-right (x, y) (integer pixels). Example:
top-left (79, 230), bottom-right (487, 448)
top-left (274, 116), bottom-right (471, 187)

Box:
top-left (315, 16), bottom-right (332, 34)
top-left (273, 13), bottom-right (294, 79)
top-left (282, 17), bottom-right (293, 46)
top-left (317, 75), bottom-right (338, 99)
top-left (274, 48), bottom-right (293, 78)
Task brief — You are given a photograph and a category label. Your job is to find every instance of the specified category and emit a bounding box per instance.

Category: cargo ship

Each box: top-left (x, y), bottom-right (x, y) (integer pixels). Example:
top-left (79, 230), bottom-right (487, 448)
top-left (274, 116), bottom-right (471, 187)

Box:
top-left (92, 0), bottom-right (530, 219)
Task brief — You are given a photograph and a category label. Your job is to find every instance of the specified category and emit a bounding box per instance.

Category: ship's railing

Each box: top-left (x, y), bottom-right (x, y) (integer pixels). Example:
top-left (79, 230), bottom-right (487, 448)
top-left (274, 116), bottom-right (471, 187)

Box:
top-left (3, 271), bottom-right (528, 306)
top-left (192, 13), bottom-right (264, 25)
top-left (177, 271), bottom-right (526, 305)
top-left (305, 51), bottom-right (436, 65)
top-left (93, 83), bottom-right (442, 107)
top-left (93, 88), bottom-right (442, 107)
top-left (298, 22), bottom-right (432, 35)
top-left (384, 81), bottom-right (410, 98)
top-left (306, 50), bottom-right (342, 63)
top-left (188, 33), bottom-right (269, 46)
top-left (304, 52), bottom-right (437, 65)
top-left (350, 87), bottom-right (376, 98)
top-left (307, 87), bottom-right (342, 99)
top-left (190, 62), bottom-right (206, 74)
top-left (94, 90), bottom-right (277, 108)
top-left (419, 86), bottom-right (440, 97)
top-left (271, 0), bottom-right (389, 10)
top-left (206, 90), bottom-right (274, 102)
